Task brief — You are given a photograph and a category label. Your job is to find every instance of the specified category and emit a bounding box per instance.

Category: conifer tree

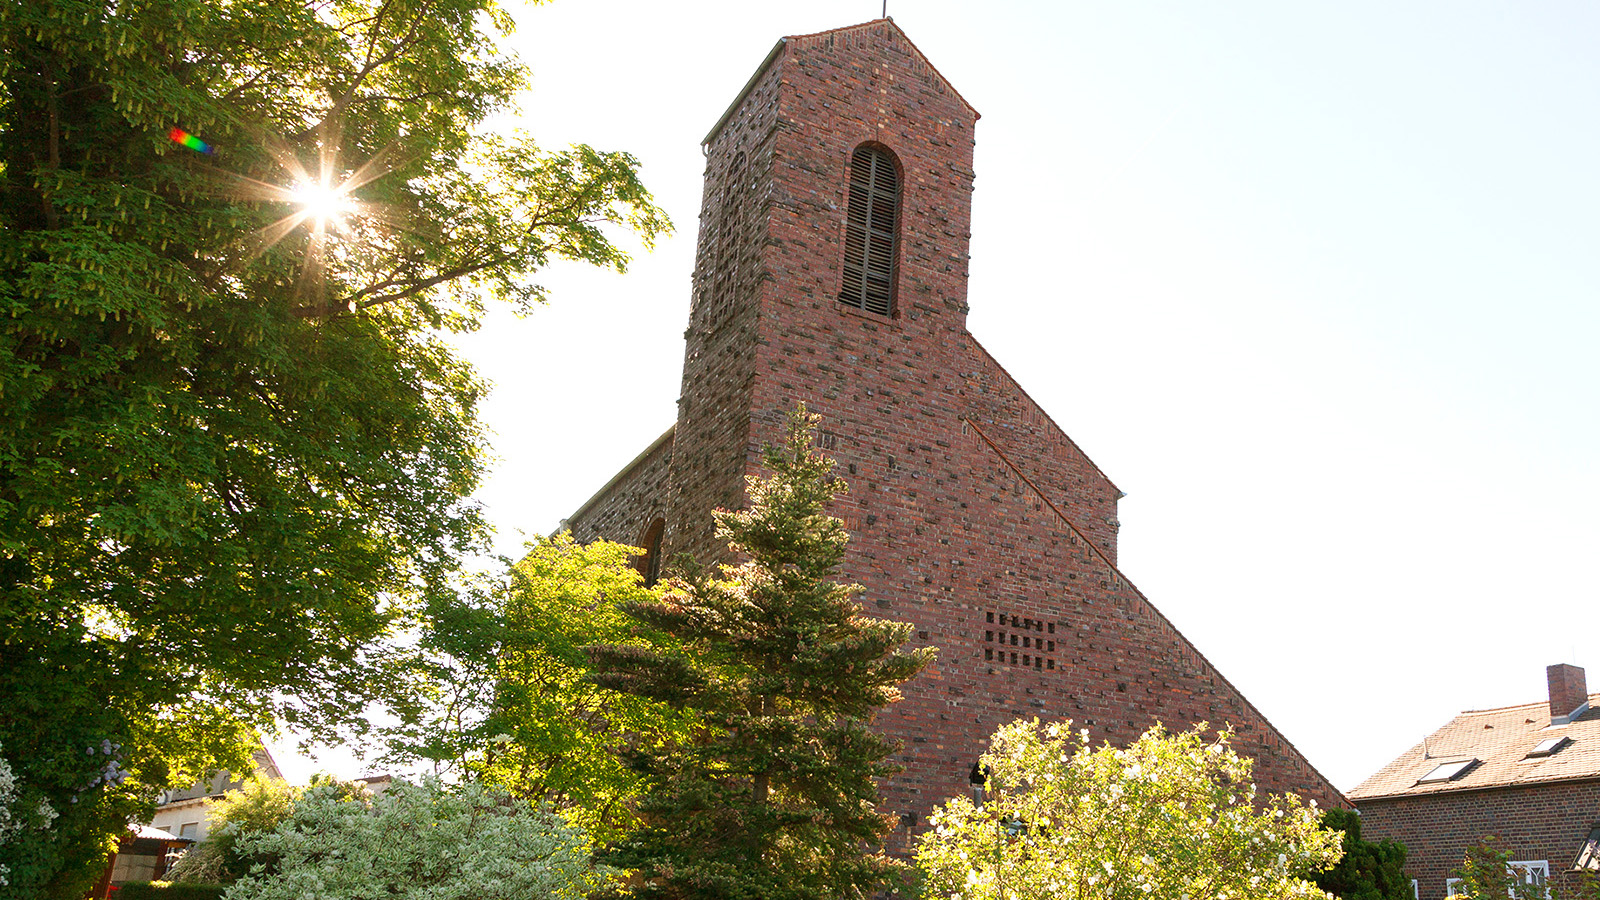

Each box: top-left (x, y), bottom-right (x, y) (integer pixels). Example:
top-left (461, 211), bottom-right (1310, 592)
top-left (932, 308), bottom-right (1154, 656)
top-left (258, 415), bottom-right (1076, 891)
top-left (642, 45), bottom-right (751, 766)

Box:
top-left (588, 406), bottom-right (933, 900)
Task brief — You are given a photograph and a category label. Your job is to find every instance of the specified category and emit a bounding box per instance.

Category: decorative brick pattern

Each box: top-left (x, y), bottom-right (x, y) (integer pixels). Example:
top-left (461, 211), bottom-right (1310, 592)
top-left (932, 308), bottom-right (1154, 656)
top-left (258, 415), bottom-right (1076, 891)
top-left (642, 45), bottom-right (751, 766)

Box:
top-left (566, 19), bottom-right (1344, 847)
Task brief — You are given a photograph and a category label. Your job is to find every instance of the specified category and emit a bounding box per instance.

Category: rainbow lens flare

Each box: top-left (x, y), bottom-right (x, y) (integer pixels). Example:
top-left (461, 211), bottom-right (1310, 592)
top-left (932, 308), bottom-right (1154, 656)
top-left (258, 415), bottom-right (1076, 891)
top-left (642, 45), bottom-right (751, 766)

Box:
top-left (168, 127), bottom-right (214, 154)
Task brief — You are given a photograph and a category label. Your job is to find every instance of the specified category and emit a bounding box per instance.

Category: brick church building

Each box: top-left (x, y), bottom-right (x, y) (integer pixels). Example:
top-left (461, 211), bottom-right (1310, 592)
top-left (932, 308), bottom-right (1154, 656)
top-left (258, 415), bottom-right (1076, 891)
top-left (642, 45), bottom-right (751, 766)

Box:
top-left (564, 18), bottom-right (1344, 836)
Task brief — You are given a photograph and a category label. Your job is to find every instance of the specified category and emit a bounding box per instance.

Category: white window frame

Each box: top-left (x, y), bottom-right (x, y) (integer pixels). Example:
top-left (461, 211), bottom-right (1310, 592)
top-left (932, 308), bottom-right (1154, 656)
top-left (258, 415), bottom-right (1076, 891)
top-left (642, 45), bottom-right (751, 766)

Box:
top-left (1445, 861), bottom-right (1550, 899)
top-left (1420, 759), bottom-right (1477, 783)
top-left (1508, 860), bottom-right (1550, 898)
top-left (1411, 878), bottom-right (1419, 900)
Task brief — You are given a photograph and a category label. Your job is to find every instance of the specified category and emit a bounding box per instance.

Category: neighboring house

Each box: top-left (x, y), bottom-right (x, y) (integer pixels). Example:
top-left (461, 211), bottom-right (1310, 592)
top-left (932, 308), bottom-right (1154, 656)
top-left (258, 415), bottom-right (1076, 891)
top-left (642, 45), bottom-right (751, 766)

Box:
top-left (148, 742), bottom-right (285, 844)
top-left (1350, 664), bottom-right (1600, 899)
top-left (88, 743), bottom-right (286, 898)
top-left (561, 17), bottom-right (1345, 847)
top-left (86, 825), bottom-right (192, 897)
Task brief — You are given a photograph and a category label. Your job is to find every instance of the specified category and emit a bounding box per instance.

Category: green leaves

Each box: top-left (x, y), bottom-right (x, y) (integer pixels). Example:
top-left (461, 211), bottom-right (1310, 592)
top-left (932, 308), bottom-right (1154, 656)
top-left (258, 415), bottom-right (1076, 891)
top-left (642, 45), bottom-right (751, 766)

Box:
top-left (1314, 808), bottom-right (1411, 900)
top-left (382, 536), bottom-right (692, 843)
top-left (0, 0), bottom-right (668, 890)
top-left (223, 778), bottom-right (616, 900)
top-left (917, 721), bottom-right (1344, 900)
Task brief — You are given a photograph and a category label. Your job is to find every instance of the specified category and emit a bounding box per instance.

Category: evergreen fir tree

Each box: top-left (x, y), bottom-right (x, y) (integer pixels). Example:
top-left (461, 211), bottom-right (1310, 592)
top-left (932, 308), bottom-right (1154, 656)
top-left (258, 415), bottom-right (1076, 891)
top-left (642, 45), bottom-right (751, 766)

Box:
top-left (588, 405), bottom-right (933, 900)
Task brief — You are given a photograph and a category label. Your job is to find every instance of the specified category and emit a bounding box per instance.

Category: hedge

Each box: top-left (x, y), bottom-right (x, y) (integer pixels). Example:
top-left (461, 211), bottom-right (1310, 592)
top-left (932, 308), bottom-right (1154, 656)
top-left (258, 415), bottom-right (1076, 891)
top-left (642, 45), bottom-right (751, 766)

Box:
top-left (115, 883), bottom-right (228, 900)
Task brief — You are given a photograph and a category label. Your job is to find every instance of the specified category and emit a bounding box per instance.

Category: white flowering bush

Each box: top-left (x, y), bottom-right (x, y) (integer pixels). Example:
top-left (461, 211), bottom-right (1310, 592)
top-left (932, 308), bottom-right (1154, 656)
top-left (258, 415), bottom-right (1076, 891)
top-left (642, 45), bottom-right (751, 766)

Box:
top-left (0, 742), bottom-right (58, 887)
top-left (916, 720), bottom-right (1342, 900)
top-left (223, 777), bottom-right (616, 900)
top-left (0, 745), bottom-right (15, 887)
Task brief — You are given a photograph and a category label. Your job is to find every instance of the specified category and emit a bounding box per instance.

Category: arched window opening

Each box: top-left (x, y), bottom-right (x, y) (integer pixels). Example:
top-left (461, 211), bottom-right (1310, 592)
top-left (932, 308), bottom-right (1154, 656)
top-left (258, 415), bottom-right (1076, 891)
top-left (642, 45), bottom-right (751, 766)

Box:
top-left (839, 144), bottom-right (900, 317)
top-left (636, 518), bottom-right (666, 588)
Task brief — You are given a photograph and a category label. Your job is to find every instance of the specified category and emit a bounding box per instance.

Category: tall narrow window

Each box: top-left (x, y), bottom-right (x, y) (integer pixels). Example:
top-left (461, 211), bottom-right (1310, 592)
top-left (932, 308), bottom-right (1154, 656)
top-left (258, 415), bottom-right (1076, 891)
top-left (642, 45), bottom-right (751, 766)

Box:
top-left (636, 518), bottom-right (666, 588)
top-left (839, 144), bottom-right (899, 317)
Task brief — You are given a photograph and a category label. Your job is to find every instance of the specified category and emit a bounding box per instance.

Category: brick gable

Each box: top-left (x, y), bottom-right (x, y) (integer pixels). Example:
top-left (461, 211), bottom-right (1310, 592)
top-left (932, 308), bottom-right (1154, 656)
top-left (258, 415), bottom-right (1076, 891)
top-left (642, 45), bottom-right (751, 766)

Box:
top-left (566, 18), bottom-right (1344, 840)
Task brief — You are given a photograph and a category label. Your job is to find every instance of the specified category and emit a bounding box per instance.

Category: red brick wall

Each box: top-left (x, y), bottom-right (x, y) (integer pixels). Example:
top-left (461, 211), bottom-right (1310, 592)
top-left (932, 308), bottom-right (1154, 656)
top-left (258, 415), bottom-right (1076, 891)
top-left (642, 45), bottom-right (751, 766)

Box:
top-left (1550, 664), bottom-right (1589, 720)
top-left (960, 338), bottom-right (1122, 562)
top-left (1359, 781), bottom-right (1600, 899)
top-left (566, 430), bottom-right (674, 549)
top-left (660, 45), bottom-right (786, 567)
top-left (571, 19), bottom-right (1344, 848)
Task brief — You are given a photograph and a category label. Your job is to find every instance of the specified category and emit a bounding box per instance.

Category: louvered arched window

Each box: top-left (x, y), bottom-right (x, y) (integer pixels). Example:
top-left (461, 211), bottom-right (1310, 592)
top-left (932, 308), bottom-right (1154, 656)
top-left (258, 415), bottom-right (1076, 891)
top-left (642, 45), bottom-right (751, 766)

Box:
top-left (839, 144), bottom-right (900, 317)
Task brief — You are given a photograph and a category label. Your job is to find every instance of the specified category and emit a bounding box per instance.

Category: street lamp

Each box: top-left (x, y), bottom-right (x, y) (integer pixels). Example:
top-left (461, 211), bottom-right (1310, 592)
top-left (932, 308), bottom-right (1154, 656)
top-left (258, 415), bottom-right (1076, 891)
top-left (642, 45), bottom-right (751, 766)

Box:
top-left (969, 760), bottom-right (990, 807)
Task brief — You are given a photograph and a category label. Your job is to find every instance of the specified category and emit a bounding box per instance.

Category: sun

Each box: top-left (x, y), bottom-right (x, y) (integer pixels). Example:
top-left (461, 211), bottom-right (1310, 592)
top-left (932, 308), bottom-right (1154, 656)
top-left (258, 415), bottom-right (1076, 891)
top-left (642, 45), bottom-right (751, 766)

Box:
top-left (289, 179), bottom-right (356, 228)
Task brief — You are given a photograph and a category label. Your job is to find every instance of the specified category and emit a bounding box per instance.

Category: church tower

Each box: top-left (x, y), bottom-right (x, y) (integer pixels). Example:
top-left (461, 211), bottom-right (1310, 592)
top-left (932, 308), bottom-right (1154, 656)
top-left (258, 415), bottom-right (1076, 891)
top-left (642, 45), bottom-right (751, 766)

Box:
top-left (567, 19), bottom-right (1343, 836)
top-left (667, 20), bottom-right (983, 567)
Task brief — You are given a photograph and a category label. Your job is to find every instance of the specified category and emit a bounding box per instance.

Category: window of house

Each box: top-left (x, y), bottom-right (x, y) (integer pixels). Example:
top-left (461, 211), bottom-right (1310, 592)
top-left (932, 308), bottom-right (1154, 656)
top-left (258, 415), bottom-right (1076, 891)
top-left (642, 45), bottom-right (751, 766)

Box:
top-left (1410, 878), bottom-right (1418, 900)
top-left (1446, 861), bottom-right (1549, 898)
top-left (1418, 759), bottom-right (1477, 783)
top-left (178, 822), bottom-right (198, 839)
top-left (1508, 860), bottom-right (1549, 897)
top-left (1575, 825), bottom-right (1600, 871)
top-left (984, 610), bottom-right (1058, 671)
top-left (1526, 736), bottom-right (1572, 758)
top-left (839, 144), bottom-right (899, 317)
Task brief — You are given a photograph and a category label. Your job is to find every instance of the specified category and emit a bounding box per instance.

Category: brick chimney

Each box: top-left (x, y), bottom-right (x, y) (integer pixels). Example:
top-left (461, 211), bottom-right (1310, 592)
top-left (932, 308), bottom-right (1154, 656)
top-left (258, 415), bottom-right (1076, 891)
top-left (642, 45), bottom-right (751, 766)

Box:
top-left (1548, 664), bottom-right (1589, 724)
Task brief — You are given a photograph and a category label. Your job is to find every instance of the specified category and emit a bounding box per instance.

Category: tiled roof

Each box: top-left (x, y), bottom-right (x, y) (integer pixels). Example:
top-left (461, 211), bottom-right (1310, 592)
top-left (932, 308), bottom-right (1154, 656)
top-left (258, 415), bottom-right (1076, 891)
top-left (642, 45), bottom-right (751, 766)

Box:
top-left (1350, 693), bottom-right (1600, 801)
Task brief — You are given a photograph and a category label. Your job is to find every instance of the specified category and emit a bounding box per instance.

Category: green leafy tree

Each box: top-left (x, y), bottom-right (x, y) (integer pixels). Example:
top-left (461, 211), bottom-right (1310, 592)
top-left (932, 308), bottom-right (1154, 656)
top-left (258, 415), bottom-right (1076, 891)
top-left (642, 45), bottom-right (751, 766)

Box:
top-left (1448, 838), bottom-right (1558, 900)
top-left (222, 778), bottom-right (615, 900)
top-left (588, 406), bottom-right (934, 900)
top-left (381, 535), bottom-right (693, 841)
top-left (0, 0), bottom-right (667, 891)
top-left (1313, 808), bottom-right (1411, 900)
top-left (164, 775), bottom-right (299, 885)
top-left (916, 719), bottom-right (1344, 900)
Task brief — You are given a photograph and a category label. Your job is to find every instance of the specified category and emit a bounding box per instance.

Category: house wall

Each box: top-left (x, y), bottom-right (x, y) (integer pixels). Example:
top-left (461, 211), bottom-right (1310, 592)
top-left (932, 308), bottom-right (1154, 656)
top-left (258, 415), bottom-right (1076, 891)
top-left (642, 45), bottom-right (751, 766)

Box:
top-left (150, 797), bottom-right (209, 843)
top-left (1359, 780), bottom-right (1600, 899)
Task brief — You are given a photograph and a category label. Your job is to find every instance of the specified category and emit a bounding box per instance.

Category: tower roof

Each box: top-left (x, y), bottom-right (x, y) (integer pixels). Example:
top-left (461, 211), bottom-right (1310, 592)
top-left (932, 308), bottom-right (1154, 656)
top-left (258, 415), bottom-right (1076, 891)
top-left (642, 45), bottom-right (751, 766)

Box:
top-left (702, 18), bottom-right (979, 146)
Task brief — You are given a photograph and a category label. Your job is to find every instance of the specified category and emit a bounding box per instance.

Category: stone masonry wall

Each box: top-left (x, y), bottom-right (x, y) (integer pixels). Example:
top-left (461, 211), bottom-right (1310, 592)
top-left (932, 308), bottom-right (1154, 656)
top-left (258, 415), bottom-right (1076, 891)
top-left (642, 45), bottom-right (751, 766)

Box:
top-left (960, 337), bottom-right (1122, 562)
top-left (662, 46), bottom-right (785, 567)
top-left (735, 20), bottom-right (1340, 832)
top-left (565, 430), bottom-right (674, 549)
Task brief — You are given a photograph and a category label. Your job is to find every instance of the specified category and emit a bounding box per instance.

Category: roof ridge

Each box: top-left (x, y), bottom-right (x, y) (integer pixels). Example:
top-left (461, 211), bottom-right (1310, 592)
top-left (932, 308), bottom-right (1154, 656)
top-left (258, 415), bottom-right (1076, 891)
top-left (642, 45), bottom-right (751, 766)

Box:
top-left (786, 18), bottom-right (979, 117)
top-left (783, 17), bottom-right (891, 43)
top-left (706, 18), bottom-right (981, 145)
top-left (1457, 690), bottom-right (1600, 716)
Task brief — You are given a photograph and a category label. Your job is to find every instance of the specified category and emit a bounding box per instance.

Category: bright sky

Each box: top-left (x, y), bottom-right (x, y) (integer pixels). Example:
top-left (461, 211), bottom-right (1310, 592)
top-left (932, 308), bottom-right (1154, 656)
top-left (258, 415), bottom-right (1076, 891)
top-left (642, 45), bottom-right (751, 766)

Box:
top-left (274, 0), bottom-right (1600, 796)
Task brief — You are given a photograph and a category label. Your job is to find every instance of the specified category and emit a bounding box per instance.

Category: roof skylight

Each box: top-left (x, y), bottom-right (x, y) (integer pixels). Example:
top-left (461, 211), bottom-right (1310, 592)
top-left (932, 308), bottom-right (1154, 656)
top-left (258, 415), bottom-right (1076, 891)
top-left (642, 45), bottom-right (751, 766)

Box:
top-left (1526, 736), bottom-right (1572, 758)
top-left (1418, 759), bottom-right (1478, 783)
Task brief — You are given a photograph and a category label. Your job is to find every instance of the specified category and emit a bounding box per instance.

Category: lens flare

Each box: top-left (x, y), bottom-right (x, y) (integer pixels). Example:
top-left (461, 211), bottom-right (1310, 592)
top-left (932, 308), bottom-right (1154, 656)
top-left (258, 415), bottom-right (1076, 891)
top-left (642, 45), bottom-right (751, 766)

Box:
top-left (289, 180), bottom-right (355, 227)
top-left (168, 127), bottom-right (214, 154)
